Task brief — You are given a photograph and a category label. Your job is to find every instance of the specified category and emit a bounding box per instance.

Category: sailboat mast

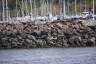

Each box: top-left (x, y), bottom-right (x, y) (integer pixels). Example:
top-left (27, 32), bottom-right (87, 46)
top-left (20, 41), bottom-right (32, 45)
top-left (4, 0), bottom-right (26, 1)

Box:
top-left (8, 8), bottom-right (11, 20)
top-left (6, 0), bottom-right (9, 21)
top-left (85, 0), bottom-right (87, 12)
top-left (43, 0), bottom-right (46, 16)
top-left (40, 0), bottom-right (42, 16)
top-left (2, 0), bottom-right (5, 21)
top-left (46, 0), bottom-right (49, 15)
top-left (30, 0), bottom-right (32, 18)
top-left (80, 0), bottom-right (82, 15)
top-left (44, 0), bottom-right (46, 16)
top-left (45, 0), bottom-right (48, 16)
top-left (50, 0), bottom-right (53, 16)
top-left (33, 0), bottom-right (36, 20)
top-left (25, 0), bottom-right (28, 16)
top-left (67, 0), bottom-right (69, 16)
top-left (63, 0), bottom-right (66, 17)
top-left (16, 0), bottom-right (18, 18)
top-left (59, 0), bottom-right (62, 16)
top-left (22, 0), bottom-right (24, 17)
top-left (75, 0), bottom-right (77, 16)
top-left (93, 0), bottom-right (95, 20)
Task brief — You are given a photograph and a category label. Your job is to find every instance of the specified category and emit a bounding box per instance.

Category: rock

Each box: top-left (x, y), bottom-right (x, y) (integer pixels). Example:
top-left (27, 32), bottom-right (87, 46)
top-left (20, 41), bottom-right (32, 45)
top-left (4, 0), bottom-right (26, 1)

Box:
top-left (25, 39), bottom-right (32, 43)
top-left (87, 37), bottom-right (96, 46)
top-left (68, 36), bottom-right (81, 47)
top-left (63, 40), bottom-right (69, 47)
top-left (81, 39), bottom-right (88, 46)
top-left (17, 35), bottom-right (22, 40)
top-left (1, 37), bottom-right (11, 48)
top-left (21, 34), bottom-right (28, 39)
top-left (31, 30), bottom-right (41, 39)
top-left (40, 31), bottom-right (48, 39)
top-left (9, 38), bottom-right (21, 48)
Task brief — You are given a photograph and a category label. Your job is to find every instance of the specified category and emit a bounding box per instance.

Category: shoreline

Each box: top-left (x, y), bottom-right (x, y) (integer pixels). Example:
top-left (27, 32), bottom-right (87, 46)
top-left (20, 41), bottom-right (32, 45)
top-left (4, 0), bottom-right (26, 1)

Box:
top-left (0, 46), bottom-right (95, 50)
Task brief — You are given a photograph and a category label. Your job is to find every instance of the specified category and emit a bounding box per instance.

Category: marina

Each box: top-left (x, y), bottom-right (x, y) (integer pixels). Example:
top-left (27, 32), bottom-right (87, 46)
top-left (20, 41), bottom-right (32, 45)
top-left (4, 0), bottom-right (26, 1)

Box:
top-left (0, 0), bottom-right (96, 23)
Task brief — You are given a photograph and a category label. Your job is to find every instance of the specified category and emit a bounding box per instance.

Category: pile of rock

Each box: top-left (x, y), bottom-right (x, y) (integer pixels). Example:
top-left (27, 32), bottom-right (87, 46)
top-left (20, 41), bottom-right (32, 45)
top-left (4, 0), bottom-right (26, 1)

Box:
top-left (0, 20), bottom-right (96, 49)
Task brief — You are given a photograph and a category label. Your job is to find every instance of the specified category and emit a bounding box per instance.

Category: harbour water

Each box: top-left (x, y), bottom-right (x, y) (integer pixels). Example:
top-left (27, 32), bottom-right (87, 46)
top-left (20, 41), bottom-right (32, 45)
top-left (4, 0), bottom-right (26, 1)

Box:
top-left (0, 47), bottom-right (96, 64)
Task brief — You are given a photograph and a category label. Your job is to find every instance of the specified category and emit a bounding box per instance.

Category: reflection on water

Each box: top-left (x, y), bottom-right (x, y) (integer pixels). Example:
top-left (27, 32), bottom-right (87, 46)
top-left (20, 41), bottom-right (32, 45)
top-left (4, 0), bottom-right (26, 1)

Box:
top-left (0, 47), bottom-right (96, 64)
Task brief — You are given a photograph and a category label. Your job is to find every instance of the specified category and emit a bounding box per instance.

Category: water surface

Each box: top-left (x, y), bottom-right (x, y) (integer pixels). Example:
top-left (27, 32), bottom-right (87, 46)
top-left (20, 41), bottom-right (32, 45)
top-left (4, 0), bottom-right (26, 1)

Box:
top-left (0, 47), bottom-right (96, 64)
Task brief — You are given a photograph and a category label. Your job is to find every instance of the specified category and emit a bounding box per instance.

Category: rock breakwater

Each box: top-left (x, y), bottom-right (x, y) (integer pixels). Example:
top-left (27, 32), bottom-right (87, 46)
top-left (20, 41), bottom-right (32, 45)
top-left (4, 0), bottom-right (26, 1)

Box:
top-left (0, 20), bottom-right (96, 49)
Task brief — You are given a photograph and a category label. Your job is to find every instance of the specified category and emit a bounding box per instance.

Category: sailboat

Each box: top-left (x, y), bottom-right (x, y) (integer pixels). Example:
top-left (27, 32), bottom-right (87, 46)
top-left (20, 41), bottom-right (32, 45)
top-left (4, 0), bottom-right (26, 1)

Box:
top-left (79, 0), bottom-right (96, 26)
